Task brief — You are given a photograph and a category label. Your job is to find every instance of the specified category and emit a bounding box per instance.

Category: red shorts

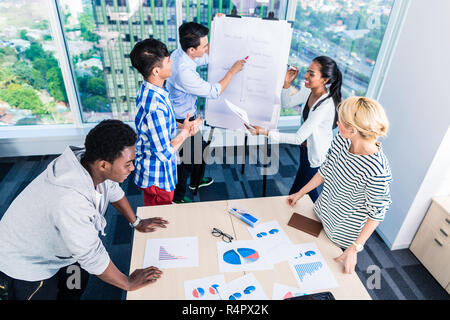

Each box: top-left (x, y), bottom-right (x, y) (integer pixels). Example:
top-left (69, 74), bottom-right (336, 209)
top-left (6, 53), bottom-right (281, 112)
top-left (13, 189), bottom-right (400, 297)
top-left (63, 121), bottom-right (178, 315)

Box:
top-left (139, 186), bottom-right (174, 206)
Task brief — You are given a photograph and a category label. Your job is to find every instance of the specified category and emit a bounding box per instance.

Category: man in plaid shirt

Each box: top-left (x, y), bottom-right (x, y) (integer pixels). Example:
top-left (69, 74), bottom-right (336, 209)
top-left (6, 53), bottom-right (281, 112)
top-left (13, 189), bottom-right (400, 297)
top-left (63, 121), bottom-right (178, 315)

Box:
top-left (130, 39), bottom-right (202, 206)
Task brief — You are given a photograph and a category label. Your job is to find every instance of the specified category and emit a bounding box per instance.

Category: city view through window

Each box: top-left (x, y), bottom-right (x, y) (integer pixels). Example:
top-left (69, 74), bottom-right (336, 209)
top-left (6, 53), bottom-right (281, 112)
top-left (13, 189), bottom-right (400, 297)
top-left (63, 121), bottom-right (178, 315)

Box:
top-left (0, 0), bottom-right (73, 126)
top-left (283, 0), bottom-right (394, 116)
top-left (0, 0), bottom-right (394, 126)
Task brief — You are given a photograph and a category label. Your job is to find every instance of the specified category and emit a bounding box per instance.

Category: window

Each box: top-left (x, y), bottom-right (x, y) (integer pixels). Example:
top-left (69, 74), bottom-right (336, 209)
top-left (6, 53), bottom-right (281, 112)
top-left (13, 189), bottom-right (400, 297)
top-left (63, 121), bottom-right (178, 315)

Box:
top-left (283, 0), bottom-right (395, 116)
top-left (0, 0), bottom-right (399, 129)
top-left (59, 0), bottom-right (178, 123)
top-left (0, 0), bottom-right (73, 126)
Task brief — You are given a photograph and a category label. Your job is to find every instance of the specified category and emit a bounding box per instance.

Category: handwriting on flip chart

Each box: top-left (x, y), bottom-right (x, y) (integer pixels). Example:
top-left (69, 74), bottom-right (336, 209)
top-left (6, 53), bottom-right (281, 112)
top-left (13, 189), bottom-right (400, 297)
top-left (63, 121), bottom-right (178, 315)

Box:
top-left (206, 16), bottom-right (292, 130)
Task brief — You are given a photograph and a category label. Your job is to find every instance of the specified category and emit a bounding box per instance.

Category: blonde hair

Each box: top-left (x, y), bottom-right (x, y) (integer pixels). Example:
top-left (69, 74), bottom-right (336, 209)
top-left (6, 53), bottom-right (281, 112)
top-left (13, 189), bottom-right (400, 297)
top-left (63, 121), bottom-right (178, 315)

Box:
top-left (338, 96), bottom-right (389, 140)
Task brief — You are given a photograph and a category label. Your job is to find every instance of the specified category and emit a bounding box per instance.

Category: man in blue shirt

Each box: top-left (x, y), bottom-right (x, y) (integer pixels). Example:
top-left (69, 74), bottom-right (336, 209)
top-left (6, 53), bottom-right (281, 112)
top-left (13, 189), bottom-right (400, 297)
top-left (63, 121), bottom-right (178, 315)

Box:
top-left (167, 21), bottom-right (245, 203)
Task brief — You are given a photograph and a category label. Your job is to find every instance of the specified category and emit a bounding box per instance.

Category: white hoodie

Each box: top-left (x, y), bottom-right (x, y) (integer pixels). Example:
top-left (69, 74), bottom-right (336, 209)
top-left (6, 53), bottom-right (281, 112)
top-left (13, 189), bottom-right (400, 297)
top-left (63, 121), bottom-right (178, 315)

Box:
top-left (0, 146), bottom-right (125, 281)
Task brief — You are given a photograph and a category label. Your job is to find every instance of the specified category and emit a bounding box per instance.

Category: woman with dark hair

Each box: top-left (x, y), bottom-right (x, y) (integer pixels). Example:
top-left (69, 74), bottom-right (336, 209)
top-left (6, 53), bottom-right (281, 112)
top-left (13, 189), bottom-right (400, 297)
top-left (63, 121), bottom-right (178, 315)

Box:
top-left (248, 56), bottom-right (342, 202)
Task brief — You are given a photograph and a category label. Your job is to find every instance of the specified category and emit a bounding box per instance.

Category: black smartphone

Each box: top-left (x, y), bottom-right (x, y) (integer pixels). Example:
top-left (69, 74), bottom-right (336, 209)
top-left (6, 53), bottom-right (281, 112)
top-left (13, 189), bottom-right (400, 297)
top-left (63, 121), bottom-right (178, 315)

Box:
top-left (285, 291), bottom-right (335, 300)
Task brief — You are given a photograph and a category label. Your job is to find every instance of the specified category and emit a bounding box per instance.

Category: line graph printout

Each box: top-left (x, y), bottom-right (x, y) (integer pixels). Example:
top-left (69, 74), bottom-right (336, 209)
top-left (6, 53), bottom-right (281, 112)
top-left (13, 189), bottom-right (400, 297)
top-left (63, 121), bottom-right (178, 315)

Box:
top-left (143, 237), bottom-right (199, 269)
top-left (206, 16), bottom-right (293, 131)
top-left (287, 242), bottom-right (338, 292)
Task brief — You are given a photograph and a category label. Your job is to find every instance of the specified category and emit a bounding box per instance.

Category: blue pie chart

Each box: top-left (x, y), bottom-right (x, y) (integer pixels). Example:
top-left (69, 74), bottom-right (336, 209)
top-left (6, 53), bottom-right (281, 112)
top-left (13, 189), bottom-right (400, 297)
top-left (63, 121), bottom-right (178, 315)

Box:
top-left (229, 292), bottom-right (242, 300)
top-left (223, 248), bottom-right (260, 265)
top-left (243, 286), bottom-right (256, 294)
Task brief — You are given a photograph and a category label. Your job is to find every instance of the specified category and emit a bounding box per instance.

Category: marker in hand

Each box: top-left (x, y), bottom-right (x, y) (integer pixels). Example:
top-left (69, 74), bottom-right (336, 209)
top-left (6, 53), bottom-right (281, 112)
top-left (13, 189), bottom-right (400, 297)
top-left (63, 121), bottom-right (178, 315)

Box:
top-left (245, 56), bottom-right (249, 61)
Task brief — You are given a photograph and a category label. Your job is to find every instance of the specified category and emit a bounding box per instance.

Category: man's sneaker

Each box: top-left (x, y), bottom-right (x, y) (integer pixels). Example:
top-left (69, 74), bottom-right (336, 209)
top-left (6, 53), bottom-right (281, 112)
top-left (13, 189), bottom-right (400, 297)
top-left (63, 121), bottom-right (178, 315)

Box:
top-left (189, 177), bottom-right (214, 190)
top-left (172, 196), bottom-right (193, 204)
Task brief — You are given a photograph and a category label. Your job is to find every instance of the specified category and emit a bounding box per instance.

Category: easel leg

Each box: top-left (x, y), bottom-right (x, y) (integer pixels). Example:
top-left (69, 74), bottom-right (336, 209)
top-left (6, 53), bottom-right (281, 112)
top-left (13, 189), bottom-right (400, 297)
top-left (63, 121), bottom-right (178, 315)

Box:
top-left (262, 136), bottom-right (268, 197)
top-left (193, 126), bottom-right (215, 195)
top-left (241, 134), bottom-right (247, 174)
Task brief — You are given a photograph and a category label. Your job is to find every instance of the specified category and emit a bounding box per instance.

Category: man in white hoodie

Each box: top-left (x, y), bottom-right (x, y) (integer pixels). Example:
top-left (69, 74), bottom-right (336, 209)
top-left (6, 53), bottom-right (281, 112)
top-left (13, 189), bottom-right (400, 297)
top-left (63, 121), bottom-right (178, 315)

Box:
top-left (0, 120), bottom-right (168, 300)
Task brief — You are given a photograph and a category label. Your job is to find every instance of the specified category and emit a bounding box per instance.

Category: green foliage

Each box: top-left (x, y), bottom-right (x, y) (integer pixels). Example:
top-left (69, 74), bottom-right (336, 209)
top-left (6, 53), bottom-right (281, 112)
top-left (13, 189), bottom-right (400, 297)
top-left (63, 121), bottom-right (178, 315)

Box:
top-left (0, 83), bottom-right (45, 115)
top-left (0, 68), bottom-right (17, 89)
top-left (46, 68), bottom-right (67, 102)
top-left (19, 29), bottom-right (29, 41)
top-left (11, 61), bottom-right (45, 90)
top-left (76, 66), bottom-right (108, 113)
top-left (81, 95), bottom-right (109, 113)
top-left (24, 42), bottom-right (46, 61)
top-left (79, 12), bottom-right (98, 42)
top-left (86, 77), bottom-right (106, 96)
top-left (0, 47), bottom-right (17, 66)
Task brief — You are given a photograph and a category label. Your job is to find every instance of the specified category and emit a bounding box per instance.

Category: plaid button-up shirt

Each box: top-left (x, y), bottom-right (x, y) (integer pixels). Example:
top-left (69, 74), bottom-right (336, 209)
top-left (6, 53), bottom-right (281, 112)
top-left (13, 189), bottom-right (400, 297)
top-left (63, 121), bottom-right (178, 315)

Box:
top-left (134, 81), bottom-right (177, 192)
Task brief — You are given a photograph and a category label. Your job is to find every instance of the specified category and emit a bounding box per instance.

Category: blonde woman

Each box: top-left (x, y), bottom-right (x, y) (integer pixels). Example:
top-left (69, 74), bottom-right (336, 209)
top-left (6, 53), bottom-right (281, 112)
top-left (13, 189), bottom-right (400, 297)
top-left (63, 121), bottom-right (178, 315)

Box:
top-left (287, 97), bottom-right (392, 274)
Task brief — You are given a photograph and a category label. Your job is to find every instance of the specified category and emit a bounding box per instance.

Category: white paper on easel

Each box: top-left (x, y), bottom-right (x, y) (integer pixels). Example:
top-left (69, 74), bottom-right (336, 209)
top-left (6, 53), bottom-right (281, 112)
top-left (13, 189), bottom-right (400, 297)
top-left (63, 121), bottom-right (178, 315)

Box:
top-left (206, 16), bottom-right (292, 131)
top-left (143, 237), bottom-right (198, 269)
top-left (217, 273), bottom-right (268, 300)
top-left (287, 242), bottom-right (338, 292)
top-left (217, 240), bottom-right (273, 272)
top-left (184, 274), bottom-right (226, 300)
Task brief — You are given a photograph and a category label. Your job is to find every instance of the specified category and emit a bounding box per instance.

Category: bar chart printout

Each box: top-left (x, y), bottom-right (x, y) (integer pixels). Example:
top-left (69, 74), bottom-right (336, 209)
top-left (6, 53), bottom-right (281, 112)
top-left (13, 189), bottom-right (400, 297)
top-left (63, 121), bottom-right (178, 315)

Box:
top-left (287, 243), bottom-right (338, 292)
top-left (143, 237), bottom-right (199, 269)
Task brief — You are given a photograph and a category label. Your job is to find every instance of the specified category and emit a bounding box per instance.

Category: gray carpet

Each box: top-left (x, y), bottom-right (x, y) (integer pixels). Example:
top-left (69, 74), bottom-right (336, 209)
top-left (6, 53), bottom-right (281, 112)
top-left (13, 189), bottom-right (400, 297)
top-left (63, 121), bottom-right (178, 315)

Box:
top-left (0, 144), bottom-right (448, 300)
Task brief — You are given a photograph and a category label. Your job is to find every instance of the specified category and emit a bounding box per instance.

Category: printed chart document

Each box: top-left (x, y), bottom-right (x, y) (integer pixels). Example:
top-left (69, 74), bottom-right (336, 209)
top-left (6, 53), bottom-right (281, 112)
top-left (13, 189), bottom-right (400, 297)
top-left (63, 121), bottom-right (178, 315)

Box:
top-left (184, 274), bottom-right (226, 300)
top-left (272, 283), bottom-right (309, 300)
top-left (286, 242), bottom-right (338, 292)
top-left (217, 240), bottom-right (273, 272)
top-left (143, 237), bottom-right (198, 269)
top-left (217, 273), bottom-right (268, 300)
top-left (224, 99), bottom-right (254, 129)
top-left (247, 220), bottom-right (293, 263)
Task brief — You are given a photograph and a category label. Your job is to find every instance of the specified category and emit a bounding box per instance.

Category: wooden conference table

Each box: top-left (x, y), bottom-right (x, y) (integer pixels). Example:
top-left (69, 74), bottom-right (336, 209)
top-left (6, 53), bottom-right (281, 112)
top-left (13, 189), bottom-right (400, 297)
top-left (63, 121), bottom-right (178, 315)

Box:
top-left (127, 196), bottom-right (371, 300)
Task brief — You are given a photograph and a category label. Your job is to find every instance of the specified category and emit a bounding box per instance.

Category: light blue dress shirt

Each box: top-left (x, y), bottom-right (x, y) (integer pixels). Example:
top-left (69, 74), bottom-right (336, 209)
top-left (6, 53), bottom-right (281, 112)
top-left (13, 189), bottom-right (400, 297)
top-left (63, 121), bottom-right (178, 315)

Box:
top-left (166, 48), bottom-right (222, 119)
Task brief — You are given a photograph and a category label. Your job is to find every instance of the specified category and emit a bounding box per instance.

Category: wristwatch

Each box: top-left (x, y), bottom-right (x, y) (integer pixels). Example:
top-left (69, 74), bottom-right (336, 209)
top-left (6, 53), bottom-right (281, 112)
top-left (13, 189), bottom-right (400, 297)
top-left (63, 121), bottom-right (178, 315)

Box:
top-left (352, 241), bottom-right (364, 252)
top-left (129, 217), bottom-right (141, 228)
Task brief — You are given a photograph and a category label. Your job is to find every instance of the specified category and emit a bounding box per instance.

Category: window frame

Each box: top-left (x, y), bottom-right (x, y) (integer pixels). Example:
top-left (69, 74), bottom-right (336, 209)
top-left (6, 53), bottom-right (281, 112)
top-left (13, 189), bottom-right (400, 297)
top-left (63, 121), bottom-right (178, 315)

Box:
top-left (0, 0), bottom-right (410, 156)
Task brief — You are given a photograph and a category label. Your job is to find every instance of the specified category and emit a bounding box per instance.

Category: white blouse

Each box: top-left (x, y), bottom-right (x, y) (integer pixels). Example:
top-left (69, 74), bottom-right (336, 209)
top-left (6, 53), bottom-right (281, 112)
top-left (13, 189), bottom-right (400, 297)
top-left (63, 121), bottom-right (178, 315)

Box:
top-left (268, 83), bottom-right (336, 168)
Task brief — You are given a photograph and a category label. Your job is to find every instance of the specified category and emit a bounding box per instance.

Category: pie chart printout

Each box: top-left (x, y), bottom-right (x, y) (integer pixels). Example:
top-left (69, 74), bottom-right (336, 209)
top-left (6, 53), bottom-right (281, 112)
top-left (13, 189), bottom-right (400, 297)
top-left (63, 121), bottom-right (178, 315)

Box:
top-left (223, 248), bottom-right (260, 265)
top-left (192, 287), bottom-right (205, 298)
top-left (209, 284), bottom-right (220, 295)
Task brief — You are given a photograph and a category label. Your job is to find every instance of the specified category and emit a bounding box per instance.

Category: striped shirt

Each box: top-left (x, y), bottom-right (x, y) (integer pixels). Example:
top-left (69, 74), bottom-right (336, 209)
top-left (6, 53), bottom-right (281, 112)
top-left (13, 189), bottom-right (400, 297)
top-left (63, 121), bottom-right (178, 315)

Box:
top-left (314, 133), bottom-right (392, 249)
top-left (134, 81), bottom-right (177, 192)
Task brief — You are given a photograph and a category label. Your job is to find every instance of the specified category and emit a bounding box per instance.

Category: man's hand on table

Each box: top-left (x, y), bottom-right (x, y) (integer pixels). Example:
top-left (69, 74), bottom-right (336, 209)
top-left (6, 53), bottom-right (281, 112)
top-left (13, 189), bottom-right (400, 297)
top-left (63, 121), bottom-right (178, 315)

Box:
top-left (135, 217), bottom-right (169, 233)
top-left (128, 266), bottom-right (163, 291)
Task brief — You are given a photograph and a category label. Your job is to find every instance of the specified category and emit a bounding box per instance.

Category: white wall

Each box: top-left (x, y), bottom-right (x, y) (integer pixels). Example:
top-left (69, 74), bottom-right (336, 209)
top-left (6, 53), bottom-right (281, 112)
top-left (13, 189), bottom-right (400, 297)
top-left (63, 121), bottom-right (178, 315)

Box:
top-left (376, 0), bottom-right (450, 249)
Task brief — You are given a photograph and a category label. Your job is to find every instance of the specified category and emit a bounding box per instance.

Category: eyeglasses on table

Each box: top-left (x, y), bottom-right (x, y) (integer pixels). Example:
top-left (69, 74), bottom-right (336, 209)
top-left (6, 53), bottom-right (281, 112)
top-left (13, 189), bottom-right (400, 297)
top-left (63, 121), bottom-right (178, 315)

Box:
top-left (211, 227), bottom-right (233, 243)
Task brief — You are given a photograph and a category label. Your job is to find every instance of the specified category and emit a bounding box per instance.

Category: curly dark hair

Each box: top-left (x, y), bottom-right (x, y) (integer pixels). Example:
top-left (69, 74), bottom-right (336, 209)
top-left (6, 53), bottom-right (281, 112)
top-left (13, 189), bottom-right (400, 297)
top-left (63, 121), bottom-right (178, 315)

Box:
top-left (83, 119), bottom-right (137, 164)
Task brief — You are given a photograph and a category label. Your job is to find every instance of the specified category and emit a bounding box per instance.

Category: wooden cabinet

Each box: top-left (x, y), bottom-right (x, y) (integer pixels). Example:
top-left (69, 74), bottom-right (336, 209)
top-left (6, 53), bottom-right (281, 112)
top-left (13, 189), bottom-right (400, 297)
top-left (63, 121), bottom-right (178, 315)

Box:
top-left (410, 196), bottom-right (450, 290)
